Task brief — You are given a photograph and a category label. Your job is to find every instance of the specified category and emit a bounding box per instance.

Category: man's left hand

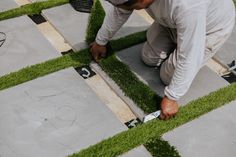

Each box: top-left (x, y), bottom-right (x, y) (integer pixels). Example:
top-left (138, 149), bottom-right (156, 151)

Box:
top-left (160, 96), bottom-right (179, 120)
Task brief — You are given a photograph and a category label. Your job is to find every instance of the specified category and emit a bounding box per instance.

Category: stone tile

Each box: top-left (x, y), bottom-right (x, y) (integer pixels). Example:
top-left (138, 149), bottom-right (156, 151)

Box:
top-left (162, 100), bottom-right (236, 157)
top-left (120, 146), bottom-right (153, 157)
top-left (0, 16), bottom-right (60, 76)
top-left (116, 43), bottom-right (229, 106)
top-left (214, 19), bottom-right (236, 67)
top-left (42, 1), bottom-right (150, 51)
top-left (0, 68), bottom-right (127, 157)
top-left (42, 4), bottom-right (89, 51)
top-left (0, 0), bottom-right (18, 12)
top-left (101, 0), bottom-right (150, 40)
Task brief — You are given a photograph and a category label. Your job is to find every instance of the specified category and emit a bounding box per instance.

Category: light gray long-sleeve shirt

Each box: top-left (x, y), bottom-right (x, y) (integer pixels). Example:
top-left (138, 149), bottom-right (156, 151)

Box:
top-left (96, 0), bottom-right (235, 100)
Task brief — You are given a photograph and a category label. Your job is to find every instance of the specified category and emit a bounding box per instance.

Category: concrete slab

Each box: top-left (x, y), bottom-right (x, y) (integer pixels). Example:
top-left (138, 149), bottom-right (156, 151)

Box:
top-left (0, 68), bottom-right (128, 157)
top-left (116, 43), bottom-right (229, 106)
top-left (0, 16), bottom-right (60, 76)
top-left (42, 1), bottom-right (150, 51)
top-left (214, 19), bottom-right (236, 68)
top-left (42, 4), bottom-right (89, 51)
top-left (120, 146), bottom-right (153, 157)
top-left (0, 0), bottom-right (18, 12)
top-left (101, 0), bottom-right (150, 40)
top-left (163, 100), bottom-right (236, 157)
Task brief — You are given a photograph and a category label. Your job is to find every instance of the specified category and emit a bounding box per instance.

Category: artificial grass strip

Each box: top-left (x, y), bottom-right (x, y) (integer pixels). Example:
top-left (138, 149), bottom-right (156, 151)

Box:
top-left (86, 0), bottom-right (105, 44)
top-left (0, 31), bottom-right (146, 92)
top-left (100, 54), bottom-right (161, 113)
top-left (0, 0), bottom-right (69, 21)
top-left (144, 139), bottom-right (180, 157)
top-left (0, 49), bottom-right (90, 91)
top-left (70, 83), bottom-right (236, 157)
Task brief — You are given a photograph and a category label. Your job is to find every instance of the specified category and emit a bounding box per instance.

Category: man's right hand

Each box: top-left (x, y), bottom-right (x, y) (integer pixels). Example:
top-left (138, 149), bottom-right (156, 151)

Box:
top-left (90, 42), bottom-right (107, 63)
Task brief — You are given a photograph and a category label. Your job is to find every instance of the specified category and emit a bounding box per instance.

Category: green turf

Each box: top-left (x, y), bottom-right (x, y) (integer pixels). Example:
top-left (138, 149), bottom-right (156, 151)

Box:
top-left (70, 83), bottom-right (236, 157)
top-left (0, 0), bottom-right (69, 21)
top-left (0, 49), bottom-right (90, 91)
top-left (0, 31), bottom-right (147, 92)
top-left (100, 55), bottom-right (161, 113)
top-left (144, 139), bottom-right (180, 157)
top-left (86, 0), bottom-right (105, 44)
top-left (70, 0), bottom-right (236, 156)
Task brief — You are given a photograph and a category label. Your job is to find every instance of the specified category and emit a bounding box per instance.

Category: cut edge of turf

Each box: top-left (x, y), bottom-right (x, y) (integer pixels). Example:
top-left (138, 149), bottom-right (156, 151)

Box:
top-left (69, 83), bottom-right (236, 157)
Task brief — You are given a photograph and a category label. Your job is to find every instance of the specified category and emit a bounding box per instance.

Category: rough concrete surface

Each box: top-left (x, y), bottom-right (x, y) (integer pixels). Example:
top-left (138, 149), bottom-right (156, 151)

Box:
top-left (0, 68), bottom-right (128, 157)
top-left (117, 43), bottom-right (229, 106)
top-left (163, 100), bottom-right (236, 157)
top-left (0, 16), bottom-right (60, 76)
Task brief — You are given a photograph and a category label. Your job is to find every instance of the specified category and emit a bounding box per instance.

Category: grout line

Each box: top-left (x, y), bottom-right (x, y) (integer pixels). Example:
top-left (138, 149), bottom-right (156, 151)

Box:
top-left (14, 0), bottom-right (31, 6)
top-left (84, 72), bottom-right (137, 123)
top-left (90, 62), bottom-right (147, 120)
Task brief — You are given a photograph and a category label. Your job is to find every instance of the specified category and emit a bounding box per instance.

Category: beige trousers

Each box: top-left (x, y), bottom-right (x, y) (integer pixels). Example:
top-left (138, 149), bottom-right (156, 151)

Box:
top-left (141, 21), bottom-right (234, 85)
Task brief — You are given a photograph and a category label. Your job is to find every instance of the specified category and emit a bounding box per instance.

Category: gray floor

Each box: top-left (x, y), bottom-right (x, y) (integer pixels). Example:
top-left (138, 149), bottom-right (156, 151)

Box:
top-left (42, 1), bottom-right (150, 51)
top-left (0, 16), bottom-right (60, 76)
top-left (163, 100), bottom-right (236, 157)
top-left (214, 17), bottom-right (236, 68)
top-left (42, 4), bottom-right (89, 51)
top-left (0, 0), bottom-right (18, 12)
top-left (117, 43), bottom-right (229, 106)
top-left (0, 68), bottom-right (128, 157)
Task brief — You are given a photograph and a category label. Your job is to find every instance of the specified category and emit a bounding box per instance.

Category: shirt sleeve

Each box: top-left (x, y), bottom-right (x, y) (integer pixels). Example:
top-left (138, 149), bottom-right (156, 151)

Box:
top-left (164, 5), bottom-right (207, 101)
top-left (95, 6), bottom-right (133, 45)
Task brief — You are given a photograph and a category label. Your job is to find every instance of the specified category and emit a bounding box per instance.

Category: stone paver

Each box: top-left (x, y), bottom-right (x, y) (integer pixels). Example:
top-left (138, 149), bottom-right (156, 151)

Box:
top-left (42, 1), bottom-right (150, 51)
top-left (0, 68), bottom-right (128, 157)
top-left (0, 16), bottom-right (60, 76)
top-left (0, 0), bottom-right (18, 12)
top-left (214, 17), bottom-right (236, 68)
top-left (121, 146), bottom-right (153, 157)
top-left (163, 100), bottom-right (236, 157)
top-left (116, 43), bottom-right (229, 106)
top-left (42, 4), bottom-right (89, 51)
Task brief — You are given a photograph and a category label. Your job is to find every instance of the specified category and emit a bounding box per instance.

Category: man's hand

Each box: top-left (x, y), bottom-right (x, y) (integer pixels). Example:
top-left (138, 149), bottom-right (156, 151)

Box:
top-left (90, 42), bottom-right (107, 63)
top-left (160, 96), bottom-right (179, 120)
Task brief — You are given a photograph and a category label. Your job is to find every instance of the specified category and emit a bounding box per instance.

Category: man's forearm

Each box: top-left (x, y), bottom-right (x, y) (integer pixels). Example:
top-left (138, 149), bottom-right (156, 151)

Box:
top-left (96, 5), bottom-right (133, 45)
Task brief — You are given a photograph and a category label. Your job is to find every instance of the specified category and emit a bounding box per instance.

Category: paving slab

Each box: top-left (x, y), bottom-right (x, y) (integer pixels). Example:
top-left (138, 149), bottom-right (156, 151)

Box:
top-left (0, 0), bottom-right (18, 12)
top-left (101, 0), bottom-right (150, 40)
top-left (42, 1), bottom-right (150, 51)
top-left (214, 17), bottom-right (236, 68)
top-left (120, 146), bottom-right (153, 157)
top-left (116, 43), bottom-right (229, 106)
top-left (162, 100), bottom-right (236, 157)
top-left (0, 16), bottom-right (60, 76)
top-left (42, 4), bottom-right (89, 51)
top-left (0, 68), bottom-right (129, 157)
